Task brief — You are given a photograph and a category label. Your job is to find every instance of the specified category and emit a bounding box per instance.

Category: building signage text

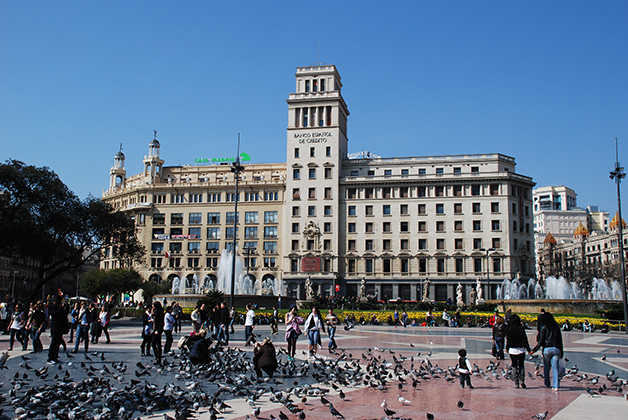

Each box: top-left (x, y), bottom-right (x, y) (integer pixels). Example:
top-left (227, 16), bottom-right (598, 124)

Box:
top-left (195, 152), bottom-right (251, 164)
top-left (294, 131), bottom-right (332, 144)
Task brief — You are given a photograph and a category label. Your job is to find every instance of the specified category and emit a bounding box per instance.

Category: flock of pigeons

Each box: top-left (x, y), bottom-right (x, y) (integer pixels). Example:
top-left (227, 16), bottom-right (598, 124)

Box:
top-left (0, 337), bottom-right (625, 420)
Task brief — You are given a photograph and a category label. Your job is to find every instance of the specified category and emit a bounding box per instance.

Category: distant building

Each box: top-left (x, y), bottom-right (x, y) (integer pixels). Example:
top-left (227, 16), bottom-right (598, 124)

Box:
top-left (101, 64), bottom-right (536, 303)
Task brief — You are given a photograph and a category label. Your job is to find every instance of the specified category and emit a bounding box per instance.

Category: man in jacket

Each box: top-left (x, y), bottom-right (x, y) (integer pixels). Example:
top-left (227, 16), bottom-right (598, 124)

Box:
top-left (47, 294), bottom-right (68, 364)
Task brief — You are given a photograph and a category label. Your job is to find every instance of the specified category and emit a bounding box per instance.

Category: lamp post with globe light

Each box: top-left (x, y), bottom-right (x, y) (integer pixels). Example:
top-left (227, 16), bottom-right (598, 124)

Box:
top-left (229, 136), bottom-right (244, 308)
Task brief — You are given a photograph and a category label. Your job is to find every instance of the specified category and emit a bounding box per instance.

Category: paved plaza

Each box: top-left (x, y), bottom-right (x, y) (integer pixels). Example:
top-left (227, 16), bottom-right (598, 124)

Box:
top-left (0, 317), bottom-right (627, 419)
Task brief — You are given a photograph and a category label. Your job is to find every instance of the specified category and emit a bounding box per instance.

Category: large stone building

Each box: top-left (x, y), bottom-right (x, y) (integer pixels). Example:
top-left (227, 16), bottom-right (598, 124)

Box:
top-left (101, 64), bottom-right (536, 303)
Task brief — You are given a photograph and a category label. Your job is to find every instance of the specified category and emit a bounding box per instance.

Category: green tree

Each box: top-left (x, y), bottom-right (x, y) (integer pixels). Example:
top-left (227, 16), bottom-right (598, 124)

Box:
top-left (0, 160), bottom-right (145, 304)
top-left (141, 278), bottom-right (172, 303)
top-left (80, 268), bottom-right (144, 302)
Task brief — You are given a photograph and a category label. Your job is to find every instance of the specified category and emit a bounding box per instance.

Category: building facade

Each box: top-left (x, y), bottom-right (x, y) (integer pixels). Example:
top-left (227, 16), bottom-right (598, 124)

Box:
top-left (102, 64), bottom-right (536, 303)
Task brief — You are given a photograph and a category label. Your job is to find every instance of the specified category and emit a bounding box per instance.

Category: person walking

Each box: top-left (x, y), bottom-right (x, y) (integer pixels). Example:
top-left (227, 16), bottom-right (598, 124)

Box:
top-left (98, 305), bottom-right (111, 344)
top-left (89, 303), bottom-right (99, 344)
top-left (216, 302), bottom-right (230, 345)
top-left (505, 314), bottom-right (531, 389)
top-left (191, 305), bottom-right (201, 333)
top-left (270, 306), bottom-right (279, 335)
top-left (68, 302), bottom-right (79, 343)
top-left (492, 315), bottom-right (506, 360)
top-left (151, 301), bottom-right (164, 365)
top-left (531, 312), bottom-right (564, 391)
top-left (163, 305), bottom-right (176, 354)
top-left (140, 305), bottom-right (153, 357)
top-left (457, 349), bottom-right (475, 389)
top-left (229, 306), bottom-right (237, 334)
top-left (47, 294), bottom-right (68, 364)
top-left (244, 303), bottom-right (256, 346)
top-left (285, 304), bottom-right (302, 361)
top-left (172, 302), bottom-right (182, 333)
top-left (71, 302), bottom-right (90, 353)
top-left (304, 307), bottom-right (325, 358)
top-left (26, 302), bottom-right (46, 353)
top-left (8, 303), bottom-right (25, 351)
top-left (325, 308), bottom-right (338, 351)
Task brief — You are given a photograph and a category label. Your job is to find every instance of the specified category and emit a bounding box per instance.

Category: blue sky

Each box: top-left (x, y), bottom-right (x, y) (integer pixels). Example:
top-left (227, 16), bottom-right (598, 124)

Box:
top-left (2, 1), bottom-right (628, 213)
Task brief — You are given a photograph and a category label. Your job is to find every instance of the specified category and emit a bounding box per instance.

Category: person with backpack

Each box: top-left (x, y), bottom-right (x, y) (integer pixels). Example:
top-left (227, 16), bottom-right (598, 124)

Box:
top-left (506, 314), bottom-right (532, 389)
top-left (530, 312), bottom-right (564, 391)
top-left (457, 349), bottom-right (474, 389)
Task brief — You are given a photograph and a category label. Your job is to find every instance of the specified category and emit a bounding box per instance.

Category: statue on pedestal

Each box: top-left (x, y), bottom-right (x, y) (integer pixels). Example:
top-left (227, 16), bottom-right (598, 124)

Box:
top-left (305, 276), bottom-right (314, 301)
top-left (359, 278), bottom-right (366, 300)
top-left (422, 279), bottom-right (431, 302)
top-left (456, 283), bottom-right (464, 306)
top-left (470, 289), bottom-right (477, 306)
top-left (476, 278), bottom-right (484, 304)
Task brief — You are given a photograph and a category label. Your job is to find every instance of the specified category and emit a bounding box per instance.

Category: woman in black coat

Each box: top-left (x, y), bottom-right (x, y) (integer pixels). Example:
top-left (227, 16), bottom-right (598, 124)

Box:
top-left (531, 312), bottom-right (564, 391)
top-left (505, 314), bottom-right (531, 389)
top-left (151, 301), bottom-right (164, 364)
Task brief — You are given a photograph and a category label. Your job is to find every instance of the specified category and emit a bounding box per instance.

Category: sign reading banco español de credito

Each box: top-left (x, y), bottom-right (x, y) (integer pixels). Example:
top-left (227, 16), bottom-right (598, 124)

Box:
top-left (293, 131), bottom-right (333, 143)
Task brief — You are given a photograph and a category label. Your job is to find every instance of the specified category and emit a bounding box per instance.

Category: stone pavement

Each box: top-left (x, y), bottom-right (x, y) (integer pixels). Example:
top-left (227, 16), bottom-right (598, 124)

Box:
top-left (0, 318), bottom-right (626, 419)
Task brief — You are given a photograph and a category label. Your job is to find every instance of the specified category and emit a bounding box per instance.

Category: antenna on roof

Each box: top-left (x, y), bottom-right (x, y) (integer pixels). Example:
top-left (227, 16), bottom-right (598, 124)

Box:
top-left (153, 129), bottom-right (158, 140)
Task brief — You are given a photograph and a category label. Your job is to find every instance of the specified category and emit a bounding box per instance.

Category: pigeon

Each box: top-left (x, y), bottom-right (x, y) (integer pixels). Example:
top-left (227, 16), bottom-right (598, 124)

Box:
top-left (329, 403), bottom-right (344, 418)
top-left (532, 412), bottom-right (548, 420)
top-left (457, 399), bottom-right (464, 409)
top-left (398, 395), bottom-right (411, 405)
top-left (602, 354), bottom-right (606, 361)
top-left (427, 413), bottom-right (435, 420)
top-left (586, 387), bottom-right (599, 397)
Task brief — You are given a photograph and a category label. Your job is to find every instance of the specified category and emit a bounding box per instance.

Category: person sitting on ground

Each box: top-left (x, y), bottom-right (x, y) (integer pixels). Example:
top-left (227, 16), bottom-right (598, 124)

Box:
top-left (561, 319), bottom-right (572, 331)
top-left (400, 310), bottom-right (408, 327)
top-left (189, 329), bottom-right (213, 364)
top-left (600, 322), bottom-right (610, 333)
top-left (583, 319), bottom-right (592, 333)
top-left (467, 317), bottom-right (473, 328)
top-left (411, 319), bottom-right (418, 326)
top-left (253, 337), bottom-right (278, 377)
top-left (371, 314), bottom-right (380, 326)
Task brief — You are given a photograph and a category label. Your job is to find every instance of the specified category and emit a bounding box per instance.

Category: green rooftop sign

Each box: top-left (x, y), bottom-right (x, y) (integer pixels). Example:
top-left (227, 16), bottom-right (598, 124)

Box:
top-left (195, 152), bottom-right (251, 164)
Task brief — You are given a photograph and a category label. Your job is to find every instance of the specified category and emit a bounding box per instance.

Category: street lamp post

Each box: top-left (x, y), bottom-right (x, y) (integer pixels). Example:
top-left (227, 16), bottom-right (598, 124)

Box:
top-left (609, 138), bottom-right (628, 334)
top-left (11, 271), bottom-right (17, 301)
top-left (229, 138), bottom-right (244, 309)
top-left (481, 248), bottom-right (495, 300)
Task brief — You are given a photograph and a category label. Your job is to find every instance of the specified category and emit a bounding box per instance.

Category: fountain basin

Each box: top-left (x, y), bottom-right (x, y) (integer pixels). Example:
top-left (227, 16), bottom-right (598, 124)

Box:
top-left (492, 299), bottom-right (621, 315)
top-left (154, 294), bottom-right (296, 310)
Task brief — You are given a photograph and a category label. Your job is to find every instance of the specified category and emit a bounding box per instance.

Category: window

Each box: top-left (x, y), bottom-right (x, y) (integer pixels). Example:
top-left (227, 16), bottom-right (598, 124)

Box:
top-left (419, 238), bottom-right (427, 250)
top-left (400, 204), bottom-right (409, 215)
top-left (473, 220), bottom-right (481, 231)
top-left (400, 239), bottom-right (409, 250)
top-left (324, 239), bottom-right (331, 250)
top-left (473, 238), bottom-right (482, 249)
top-left (324, 205), bottom-right (332, 216)
top-left (454, 203), bottom-right (462, 214)
top-left (325, 167), bottom-right (332, 179)
top-left (400, 221), bottom-right (409, 232)
top-left (419, 168), bottom-right (426, 175)
top-left (472, 203), bottom-right (481, 213)
top-left (436, 204), bottom-right (444, 214)
top-left (365, 222), bottom-right (374, 233)
top-left (474, 258), bottom-right (483, 273)
top-left (437, 258), bottom-right (445, 273)
top-left (225, 227), bottom-right (237, 239)
top-left (383, 222), bottom-right (391, 233)
top-left (347, 239), bottom-right (356, 251)
top-left (348, 206), bottom-right (357, 216)
top-left (293, 168), bottom-right (300, 179)
top-left (436, 221), bottom-right (445, 232)
top-left (491, 202), bottom-right (500, 213)
top-left (324, 222), bottom-right (331, 233)
top-left (348, 188), bottom-right (357, 199)
top-left (383, 205), bottom-right (391, 215)
top-left (418, 204), bottom-right (426, 215)
top-left (401, 258), bottom-right (409, 273)
top-left (382, 188), bottom-right (391, 199)
top-left (188, 242), bottom-right (201, 253)
top-left (264, 257), bottom-right (276, 268)
top-left (189, 213), bottom-right (202, 224)
top-left (383, 259), bottom-right (391, 273)
top-left (490, 184), bottom-right (499, 195)
top-left (294, 148), bottom-right (300, 158)
top-left (171, 213), bottom-right (183, 225)
top-left (264, 226), bottom-right (277, 238)
top-left (437, 239), bottom-right (445, 249)
top-left (454, 167), bottom-right (461, 174)
top-left (264, 211), bottom-right (278, 223)
top-left (401, 169), bottom-right (409, 176)
top-left (245, 211), bottom-right (258, 223)
top-left (347, 259), bottom-right (356, 273)
top-left (365, 205), bottom-right (373, 216)
top-left (365, 259), bottom-right (374, 273)
top-left (493, 258), bottom-right (501, 273)
top-left (351, 170), bottom-right (359, 177)
top-left (326, 146), bottom-right (331, 156)
top-left (384, 169), bottom-right (392, 177)
top-left (367, 170), bottom-right (375, 177)
top-left (436, 168), bottom-right (444, 175)
top-left (419, 258), bottom-right (427, 273)
top-left (492, 238), bottom-right (501, 249)
top-left (309, 168), bottom-right (316, 179)
top-left (324, 187), bottom-right (332, 199)
top-left (492, 220), bottom-right (500, 231)
top-left (418, 221), bottom-right (427, 232)
top-left (226, 212), bottom-right (239, 224)
top-left (348, 222), bottom-right (356, 233)
top-left (172, 194), bottom-right (185, 204)
top-left (471, 185), bottom-right (481, 196)
top-left (310, 147), bottom-right (315, 157)
top-left (512, 203), bottom-right (517, 214)
top-left (206, 242), bottom-right (220, 253)
top-left (292, 222), bottom-right (300, 233)
top-left (264, 192), bottom-right (278, 201)
top-left (209, 193), bottom-right (221, 202)
top-left (207, 227), bottom-right (220, 239)
top-left (245, 192), bottom-right (259, 201)
top-left (418, 186), bottom-right (426, 197)
top-left (308, 206), bottom-right (316, 216)
top-left (513, 221), bottom-right (518, 231)
top-left (471, 166), bottom-right (479, 173)
top-left (292, 206), bottom-right (300, 216)
top-left (455, 238), bottom-right (463, 250)
top-left (365, 188), bottom-right (374, 198)
top-left (453, 185), bottom-right (462, 196)
top-left (308, 187), bottom-right (316, 199)
top-left (399, 187), bottom-right (409, 198)
top-left (188, 227), bottom-right (201, 239)
top-left (187, 257), bottom-right (200, 268)
top-left (305, 80), bottom-right (310, 92)
top-left (454, 221), bottom-right (463, 231)
top-left (263, 241), bottom-right (277, 253)
top-left (435, 186), bottom-right (444, 197)
top-left (456, 258), bottom-right (464, 273)
top-left (365, 239), bottom-right (374, 250)
top-left (169, 242), bottom-right (182, 253)
top-left (151, 243), bottom-right (164, 253)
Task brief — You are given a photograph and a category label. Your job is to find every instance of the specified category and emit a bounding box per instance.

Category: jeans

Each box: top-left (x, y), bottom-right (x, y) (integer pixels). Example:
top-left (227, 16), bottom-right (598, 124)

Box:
top-left (328, 326), bottom-right (337, 349)
top-left (74, 324), bottom-right (89, 352)
top-left (494, 337), bottom-right (505, 359)
top-left (307, 329), bottom-right (320, 347)
top-left (31, 328), bottom-right (43, 352)
top-left (543, 347), bottom-right (562, 389)
top-left (216, 324), bottom-right (228, 345)
top-left (164, 329), bottom-right (173, 353)
top-left (245, 326), bottom-right (254, 345)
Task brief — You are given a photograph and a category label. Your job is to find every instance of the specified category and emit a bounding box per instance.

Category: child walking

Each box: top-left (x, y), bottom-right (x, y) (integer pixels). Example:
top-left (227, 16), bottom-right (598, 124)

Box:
top-left (458, 349), bottom-right (474, 389)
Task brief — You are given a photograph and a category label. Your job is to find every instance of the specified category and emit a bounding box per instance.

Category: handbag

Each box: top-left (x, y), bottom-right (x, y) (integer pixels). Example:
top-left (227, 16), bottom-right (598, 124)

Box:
top-left (491, 344), bottom-right (497, 357)
top-left (558, 358), bottom-right (566, 377)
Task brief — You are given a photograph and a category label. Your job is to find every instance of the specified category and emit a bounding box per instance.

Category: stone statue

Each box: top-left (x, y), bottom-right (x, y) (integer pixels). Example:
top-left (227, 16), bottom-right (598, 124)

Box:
top-left (359, 278), bottom-right (366, 299)
top-left (456, 283), bottom-right (464, 306)
top-left (470, 289), bottom-right (477, 306)
top-left (476, 278), bottom-right (484, 304)
top-left (422, 279), bottom-right (431, 302)
top-left (305, 276), bottom-right (314, 300)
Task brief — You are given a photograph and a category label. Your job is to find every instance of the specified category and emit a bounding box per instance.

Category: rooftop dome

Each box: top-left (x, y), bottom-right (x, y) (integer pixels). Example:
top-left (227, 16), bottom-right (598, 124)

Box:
top-left (574, 222), bottom-right (589, 237)
top-left (149, 138), bottom-right (160, 147)
top-left (610, 212), bottom-right (626, 230)
top-left (543, 232), bottom-right (557, 245)
top-left (115, 151), bottom-right (125, 158)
